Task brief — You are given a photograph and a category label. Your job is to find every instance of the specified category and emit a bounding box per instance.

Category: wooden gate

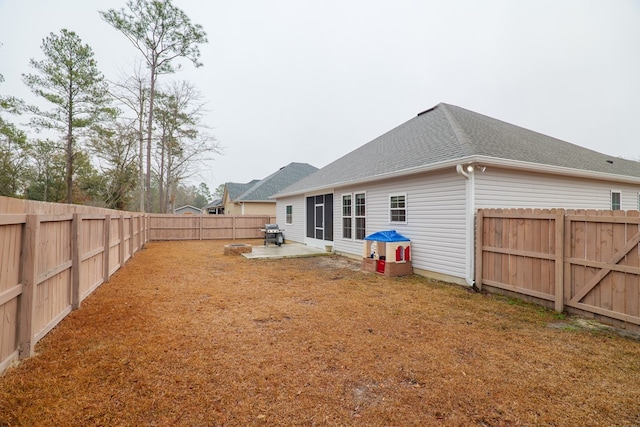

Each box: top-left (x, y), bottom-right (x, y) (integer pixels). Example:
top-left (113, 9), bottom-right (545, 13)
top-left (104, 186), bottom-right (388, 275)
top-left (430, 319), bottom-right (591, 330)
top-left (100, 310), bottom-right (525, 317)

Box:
top-left (476, 209), bottom-right (640, 329)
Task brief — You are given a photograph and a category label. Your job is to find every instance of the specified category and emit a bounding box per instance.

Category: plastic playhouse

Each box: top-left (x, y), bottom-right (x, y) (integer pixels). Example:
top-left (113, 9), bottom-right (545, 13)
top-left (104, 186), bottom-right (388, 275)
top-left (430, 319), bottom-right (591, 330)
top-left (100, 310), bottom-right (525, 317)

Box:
top-left (362, 230), bottom-right (412, 277)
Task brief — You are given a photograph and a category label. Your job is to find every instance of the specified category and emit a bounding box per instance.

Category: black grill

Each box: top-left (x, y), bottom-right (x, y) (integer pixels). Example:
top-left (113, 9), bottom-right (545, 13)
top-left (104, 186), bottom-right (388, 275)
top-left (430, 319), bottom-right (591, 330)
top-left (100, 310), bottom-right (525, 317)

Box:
top-left (262, 224), bottom-right (284, 246)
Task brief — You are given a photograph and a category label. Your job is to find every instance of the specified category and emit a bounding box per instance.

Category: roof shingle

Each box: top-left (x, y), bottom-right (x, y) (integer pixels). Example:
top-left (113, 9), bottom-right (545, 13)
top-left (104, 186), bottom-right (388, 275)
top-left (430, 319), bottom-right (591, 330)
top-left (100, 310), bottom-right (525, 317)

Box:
top-left (279, 103), bottom-right (640, 195)
top-left (232, 163), bottom-right (318, 202)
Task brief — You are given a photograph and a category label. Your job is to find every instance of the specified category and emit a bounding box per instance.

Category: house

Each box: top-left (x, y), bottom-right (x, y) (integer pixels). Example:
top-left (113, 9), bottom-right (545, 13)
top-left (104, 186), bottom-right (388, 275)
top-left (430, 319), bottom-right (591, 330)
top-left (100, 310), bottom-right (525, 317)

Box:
top-left (174, 205), bottom-right (203, 215)
top-left (222, 162), bottom-right (318, 216)
top-left (273, 103), bottom-right (640, 286)
top-left (202, 198), bottom-right (224, 215)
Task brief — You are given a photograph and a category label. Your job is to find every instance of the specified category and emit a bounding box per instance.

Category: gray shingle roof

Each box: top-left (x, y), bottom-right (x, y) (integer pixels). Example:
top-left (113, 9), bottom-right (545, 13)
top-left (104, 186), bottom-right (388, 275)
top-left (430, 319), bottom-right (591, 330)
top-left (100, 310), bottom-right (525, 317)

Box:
top-left (279, 103), bottom-right (640, 195)
top-left (227, 180), bottom-right (260, 201)
top-left (202, 198), bottom-right (223, 209)
top-left (233, 163), bottom-right (318, 202)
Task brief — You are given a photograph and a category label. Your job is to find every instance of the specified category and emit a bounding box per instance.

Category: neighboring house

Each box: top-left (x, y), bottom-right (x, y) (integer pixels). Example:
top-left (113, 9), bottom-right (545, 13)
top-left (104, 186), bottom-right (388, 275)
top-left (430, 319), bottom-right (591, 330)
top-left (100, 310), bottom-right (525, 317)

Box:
top-left (202, 198), bottom-right (224, 215)
top-left (273, 103), bottom-right (640, 287)
top-left (174, 205), bottom-right (203, 215)
top-left (222, 162), bottom-right (318, 216)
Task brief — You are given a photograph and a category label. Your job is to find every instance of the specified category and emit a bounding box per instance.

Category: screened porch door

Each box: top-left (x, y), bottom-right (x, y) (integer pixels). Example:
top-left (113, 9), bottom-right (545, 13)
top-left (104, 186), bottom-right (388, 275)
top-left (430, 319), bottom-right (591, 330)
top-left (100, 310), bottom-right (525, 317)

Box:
top-left (306, 194), bottom-right (333, 242)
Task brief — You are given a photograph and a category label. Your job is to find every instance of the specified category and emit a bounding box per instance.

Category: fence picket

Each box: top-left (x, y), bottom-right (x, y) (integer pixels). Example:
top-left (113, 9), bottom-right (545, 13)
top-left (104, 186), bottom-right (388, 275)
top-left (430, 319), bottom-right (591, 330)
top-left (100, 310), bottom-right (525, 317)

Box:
top-left (479, 208), bottom-right (640, 330)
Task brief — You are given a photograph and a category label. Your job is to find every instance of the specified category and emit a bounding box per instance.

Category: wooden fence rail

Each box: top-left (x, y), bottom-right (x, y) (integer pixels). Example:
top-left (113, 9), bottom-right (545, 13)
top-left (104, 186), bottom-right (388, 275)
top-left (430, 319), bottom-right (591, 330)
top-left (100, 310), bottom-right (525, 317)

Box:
top-left (0, 194), bottom-right (279, 374)
top-left (476, 208), bottom-right (640, 331)
top-left (148, 214), bottom-right (276, 241)
top-left (0, 197), bottom-right (149, 374)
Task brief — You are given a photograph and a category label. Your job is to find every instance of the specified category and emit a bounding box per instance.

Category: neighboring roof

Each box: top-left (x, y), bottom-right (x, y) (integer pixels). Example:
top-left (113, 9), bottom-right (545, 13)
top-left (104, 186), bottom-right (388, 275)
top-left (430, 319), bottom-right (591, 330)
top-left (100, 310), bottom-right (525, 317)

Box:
top-left (277, 103), bottom-right (640, 196)
top-left (233, 162), bottom-right (318, 202)
top-left (174, 205), bottom-right (202, 213)
top-left (202, 198), bottom-right (223, 209)
top-left (226, 180), bottom-right (260, 201)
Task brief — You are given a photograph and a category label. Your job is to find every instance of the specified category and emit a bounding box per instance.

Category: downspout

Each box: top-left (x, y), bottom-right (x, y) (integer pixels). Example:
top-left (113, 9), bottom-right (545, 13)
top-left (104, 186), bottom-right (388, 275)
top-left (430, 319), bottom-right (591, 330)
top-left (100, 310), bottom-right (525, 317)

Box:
top-left (456, 164), bottom-right (476, 287)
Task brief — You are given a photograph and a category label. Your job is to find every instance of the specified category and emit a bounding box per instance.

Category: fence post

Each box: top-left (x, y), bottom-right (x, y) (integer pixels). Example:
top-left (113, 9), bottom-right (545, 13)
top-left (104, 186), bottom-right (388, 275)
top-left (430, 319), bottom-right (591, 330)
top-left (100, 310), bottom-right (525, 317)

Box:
top-left (199, 214), bottom-right (203, 240)
top-left (563, 211), bottom-right (572, 309)
top-left (143, 214), bottom-right (148, 244)
top-left (104, 214), bottom-right (111, 282)
top-left (554, 210), bottom-right (565, 313)
top-left (71, 213), bottom-right (81, 310)
top-left (232, 216), bottom-right (237, 240)
top-left (119, 214), bottom-right (125, 268)
top-left (475, 209), bottom-right (484, 291)
top-left (129, 215), bottom-right (134, 258)
top-left (139, 215), bottom-right (143, 250)
top-left (19, 214), bottom-right (40, 359)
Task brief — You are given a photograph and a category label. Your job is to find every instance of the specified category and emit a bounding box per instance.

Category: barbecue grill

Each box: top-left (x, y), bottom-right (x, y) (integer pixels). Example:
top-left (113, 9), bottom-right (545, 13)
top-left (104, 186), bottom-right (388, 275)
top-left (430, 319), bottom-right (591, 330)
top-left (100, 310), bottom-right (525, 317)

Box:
top-left (262, 224), bottom-right (284, 246)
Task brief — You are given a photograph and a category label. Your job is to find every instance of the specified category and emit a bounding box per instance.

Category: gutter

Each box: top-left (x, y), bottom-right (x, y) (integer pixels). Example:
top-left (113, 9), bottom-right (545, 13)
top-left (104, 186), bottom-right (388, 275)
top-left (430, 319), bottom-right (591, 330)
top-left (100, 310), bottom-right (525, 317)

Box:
top-left (274, 155), bottom-right (640, 199)
top-left (456, 163), bottom-right (476, 288)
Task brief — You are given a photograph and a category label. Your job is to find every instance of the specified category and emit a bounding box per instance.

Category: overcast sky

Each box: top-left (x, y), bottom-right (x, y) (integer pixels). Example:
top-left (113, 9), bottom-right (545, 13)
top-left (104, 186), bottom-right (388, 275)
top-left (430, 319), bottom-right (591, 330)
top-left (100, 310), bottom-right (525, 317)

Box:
top-left (1, 0), bottom-right (639, 192)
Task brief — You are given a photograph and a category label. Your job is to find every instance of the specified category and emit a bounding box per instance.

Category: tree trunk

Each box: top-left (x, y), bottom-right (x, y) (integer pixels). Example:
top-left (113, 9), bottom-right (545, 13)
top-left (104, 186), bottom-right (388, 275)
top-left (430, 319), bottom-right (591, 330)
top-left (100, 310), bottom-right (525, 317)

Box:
top-left (139, 87), bottom-right (145, 213)
top-left (145, 65), bottom-right (156, 212)
top-left (66, 105), bottom-right (73, 204)
top-left (159, 135), bottom-right (166, 213)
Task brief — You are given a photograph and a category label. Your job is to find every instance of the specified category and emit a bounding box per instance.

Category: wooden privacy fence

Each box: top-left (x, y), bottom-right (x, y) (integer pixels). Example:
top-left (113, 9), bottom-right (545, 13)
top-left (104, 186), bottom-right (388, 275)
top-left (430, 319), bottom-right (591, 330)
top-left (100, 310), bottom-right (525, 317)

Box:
top-left (0, 197), bottom-right (148, 374)
top-left (148, 214), bottom-right (276, 240)
top-left (476, 208), bottom-right (640, 330)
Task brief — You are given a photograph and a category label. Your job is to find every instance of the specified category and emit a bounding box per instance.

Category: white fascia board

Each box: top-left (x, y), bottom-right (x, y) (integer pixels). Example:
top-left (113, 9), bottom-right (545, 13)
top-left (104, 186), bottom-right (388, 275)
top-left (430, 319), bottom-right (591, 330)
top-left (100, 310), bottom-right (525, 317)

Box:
top-left (273, 158), bottom-right (473, 198)
top-left (475, 156), bottom-right (640, 185)
top-left (273, 155), bottom-right (640, 199)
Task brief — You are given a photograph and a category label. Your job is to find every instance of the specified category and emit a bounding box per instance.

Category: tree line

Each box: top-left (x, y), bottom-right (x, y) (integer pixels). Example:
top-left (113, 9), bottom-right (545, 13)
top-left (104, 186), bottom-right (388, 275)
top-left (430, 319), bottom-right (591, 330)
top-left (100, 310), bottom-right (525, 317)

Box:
top-left (0, 0), bottom-right (221, 213)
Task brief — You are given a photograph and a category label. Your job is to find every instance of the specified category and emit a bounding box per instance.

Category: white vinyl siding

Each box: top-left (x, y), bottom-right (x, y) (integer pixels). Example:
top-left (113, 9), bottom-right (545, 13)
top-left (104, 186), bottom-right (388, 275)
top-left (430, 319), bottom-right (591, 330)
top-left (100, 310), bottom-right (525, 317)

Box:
top-left (275, 196), bottom-right (305, 243)
top-left (475, 169), bottom-right (640, 210)
top-left (333, 169), bottom-right (467, 280)
top-left (277, 166), bottom-right (640, 285)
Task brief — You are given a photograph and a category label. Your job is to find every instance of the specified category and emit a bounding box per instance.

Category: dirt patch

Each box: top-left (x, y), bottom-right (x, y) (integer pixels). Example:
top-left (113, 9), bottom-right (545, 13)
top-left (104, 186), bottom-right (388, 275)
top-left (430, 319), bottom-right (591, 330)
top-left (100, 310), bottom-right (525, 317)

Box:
top-left (1, 240), bottom-right (639, 426)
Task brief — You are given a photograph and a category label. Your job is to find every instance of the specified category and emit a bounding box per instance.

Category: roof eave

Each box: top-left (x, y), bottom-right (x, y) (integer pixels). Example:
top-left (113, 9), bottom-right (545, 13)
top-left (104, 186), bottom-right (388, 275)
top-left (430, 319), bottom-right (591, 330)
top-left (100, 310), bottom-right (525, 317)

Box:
top-left (475, 156), bottom-right (640, 185)
top-left (273, 157), bottom-right (475, 198)
top-left (274, 155), bottom-right (640, 198)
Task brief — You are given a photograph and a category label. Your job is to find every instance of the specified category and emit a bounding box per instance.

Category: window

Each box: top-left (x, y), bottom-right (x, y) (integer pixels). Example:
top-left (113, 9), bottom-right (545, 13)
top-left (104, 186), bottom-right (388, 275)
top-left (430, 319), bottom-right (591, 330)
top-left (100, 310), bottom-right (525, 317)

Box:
top-left (611, 191), bottom-right (621, 211)
top-left (355, 193), bottom-right (366, 240)
top-left (342, 195), bottom-right (352, 239)
top-left (342, 192), bottom-right (366, 240)
top-left (285, 205), bottom-right (293, 224)
top-left (389, 194), bottom-right (407, 223)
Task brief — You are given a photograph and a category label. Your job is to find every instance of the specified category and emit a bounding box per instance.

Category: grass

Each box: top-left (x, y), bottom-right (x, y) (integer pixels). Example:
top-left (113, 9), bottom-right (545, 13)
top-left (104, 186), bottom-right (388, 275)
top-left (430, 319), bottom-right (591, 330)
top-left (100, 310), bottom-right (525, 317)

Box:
top-left (1, 240), bottom-right (639, 426)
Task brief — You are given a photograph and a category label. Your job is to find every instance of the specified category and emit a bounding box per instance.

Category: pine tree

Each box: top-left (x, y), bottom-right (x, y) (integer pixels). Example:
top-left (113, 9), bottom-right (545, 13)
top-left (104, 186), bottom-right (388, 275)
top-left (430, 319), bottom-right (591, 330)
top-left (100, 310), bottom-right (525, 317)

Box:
top-left (23, 29), bottom-right (116, 204)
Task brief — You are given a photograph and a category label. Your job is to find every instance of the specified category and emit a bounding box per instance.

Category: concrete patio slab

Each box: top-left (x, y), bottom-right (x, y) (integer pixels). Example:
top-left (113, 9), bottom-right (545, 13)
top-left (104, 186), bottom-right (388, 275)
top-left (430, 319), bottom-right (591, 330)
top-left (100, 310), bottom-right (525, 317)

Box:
top-left (242, 243), bottom-right (330, 259)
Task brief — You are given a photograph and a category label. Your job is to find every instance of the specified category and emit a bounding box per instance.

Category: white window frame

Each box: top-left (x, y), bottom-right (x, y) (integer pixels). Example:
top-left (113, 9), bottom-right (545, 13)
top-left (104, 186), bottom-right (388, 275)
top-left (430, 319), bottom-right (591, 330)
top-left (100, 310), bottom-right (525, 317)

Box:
top-left (611, 190), bottom-right (621, 211)
top-left (285, 205), bottom-right (293, 225)
top-left (389, 193), bottom-right (407, 224)
top-left (341, 194), bottom-right (352, 240)
top-left (354, 192), bottom-right (366, 241)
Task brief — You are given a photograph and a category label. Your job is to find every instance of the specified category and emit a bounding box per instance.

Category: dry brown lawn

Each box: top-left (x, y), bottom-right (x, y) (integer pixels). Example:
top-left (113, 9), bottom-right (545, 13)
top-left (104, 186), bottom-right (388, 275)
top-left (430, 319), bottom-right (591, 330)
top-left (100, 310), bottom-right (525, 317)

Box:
top-left (1, 240), bottom-right (639, 426)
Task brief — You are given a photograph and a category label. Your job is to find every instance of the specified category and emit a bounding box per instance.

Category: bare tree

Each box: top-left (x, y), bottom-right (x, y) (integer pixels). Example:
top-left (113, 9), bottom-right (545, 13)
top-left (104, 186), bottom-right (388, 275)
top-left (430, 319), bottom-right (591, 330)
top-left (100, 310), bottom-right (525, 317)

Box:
top-left (90, 122), bottom-right (139, 210)
top-left (153, 81), bottom-right (221, 213)
top-left (100, 0), bottom-right (207, 212)
top-left (109, 63), bottom-right (148, 211)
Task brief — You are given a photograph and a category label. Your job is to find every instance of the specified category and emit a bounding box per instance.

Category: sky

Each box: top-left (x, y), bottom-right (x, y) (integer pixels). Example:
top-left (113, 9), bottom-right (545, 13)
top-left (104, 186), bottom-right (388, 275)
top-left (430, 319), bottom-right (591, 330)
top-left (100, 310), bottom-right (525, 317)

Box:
top-left (1, 0), bottom-right (639, 193)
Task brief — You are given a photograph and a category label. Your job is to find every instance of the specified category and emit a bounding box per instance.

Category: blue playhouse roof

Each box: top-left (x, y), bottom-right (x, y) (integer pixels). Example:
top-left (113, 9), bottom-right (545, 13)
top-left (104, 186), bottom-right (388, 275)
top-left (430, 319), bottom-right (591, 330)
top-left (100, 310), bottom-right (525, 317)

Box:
top-left (363, 230), bottom-right (410, 242)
